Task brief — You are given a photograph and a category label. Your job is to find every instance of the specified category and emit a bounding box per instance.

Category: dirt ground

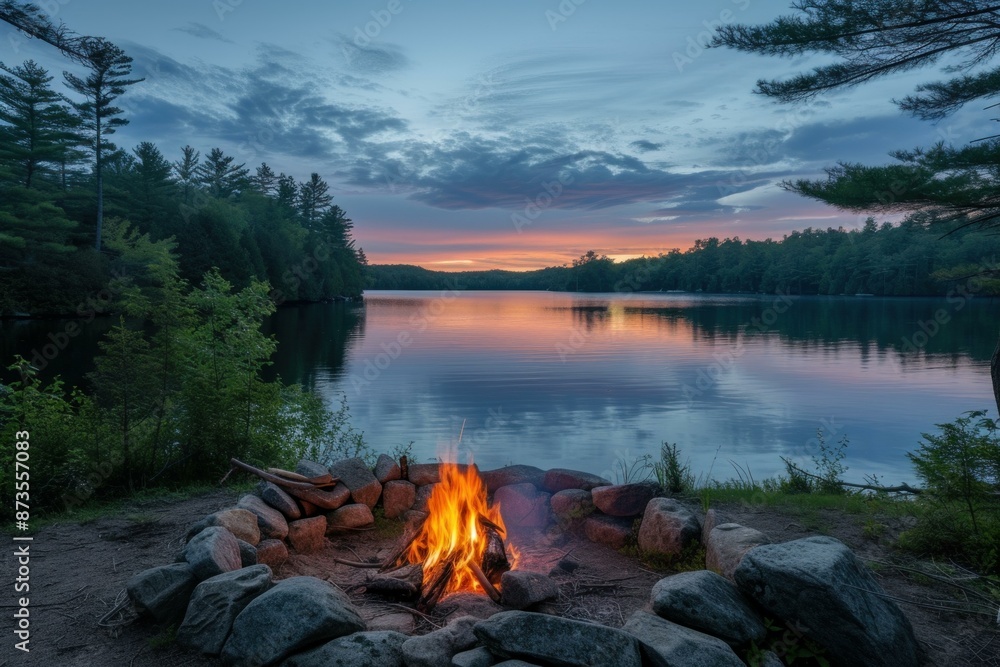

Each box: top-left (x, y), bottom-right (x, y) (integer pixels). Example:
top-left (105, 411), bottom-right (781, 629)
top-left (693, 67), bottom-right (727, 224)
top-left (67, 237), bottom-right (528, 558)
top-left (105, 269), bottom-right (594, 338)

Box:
top-left (2, 489), bottom-right (997, 667)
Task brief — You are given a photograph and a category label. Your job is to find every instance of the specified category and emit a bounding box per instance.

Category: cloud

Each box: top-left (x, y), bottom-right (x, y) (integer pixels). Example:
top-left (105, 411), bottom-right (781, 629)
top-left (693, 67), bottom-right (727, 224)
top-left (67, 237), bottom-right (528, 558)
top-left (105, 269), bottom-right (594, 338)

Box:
top-left (630, 140), bottom-right (662, 152)
top-left (172, 22), bottom-right (233, 43)
top-left (335, 36), bottom-right (410, 75)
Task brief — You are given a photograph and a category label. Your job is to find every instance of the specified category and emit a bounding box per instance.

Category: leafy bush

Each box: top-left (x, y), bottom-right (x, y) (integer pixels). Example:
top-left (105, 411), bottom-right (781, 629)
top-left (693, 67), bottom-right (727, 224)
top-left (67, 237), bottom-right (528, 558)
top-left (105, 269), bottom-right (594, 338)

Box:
top-left (900, 411), bottom-right (1000, 572)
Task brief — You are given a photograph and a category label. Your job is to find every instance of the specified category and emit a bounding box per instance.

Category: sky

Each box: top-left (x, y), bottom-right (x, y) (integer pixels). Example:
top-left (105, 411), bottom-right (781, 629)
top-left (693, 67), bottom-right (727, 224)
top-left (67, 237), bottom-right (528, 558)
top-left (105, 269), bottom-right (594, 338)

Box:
top-left (1, 0), bottom-right (989, 270)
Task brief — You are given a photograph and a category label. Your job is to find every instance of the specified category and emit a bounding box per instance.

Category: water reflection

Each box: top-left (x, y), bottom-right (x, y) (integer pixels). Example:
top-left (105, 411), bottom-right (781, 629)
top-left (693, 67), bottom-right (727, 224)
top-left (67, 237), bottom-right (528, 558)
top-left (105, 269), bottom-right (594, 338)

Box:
top-left (326, 291), bottom-right (996, 484)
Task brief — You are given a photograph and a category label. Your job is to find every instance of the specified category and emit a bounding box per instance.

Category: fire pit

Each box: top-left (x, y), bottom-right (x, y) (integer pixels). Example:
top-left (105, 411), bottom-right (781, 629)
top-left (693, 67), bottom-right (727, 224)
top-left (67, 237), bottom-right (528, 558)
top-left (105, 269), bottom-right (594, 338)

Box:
top-left (122, 454), bottom-right (923, 667)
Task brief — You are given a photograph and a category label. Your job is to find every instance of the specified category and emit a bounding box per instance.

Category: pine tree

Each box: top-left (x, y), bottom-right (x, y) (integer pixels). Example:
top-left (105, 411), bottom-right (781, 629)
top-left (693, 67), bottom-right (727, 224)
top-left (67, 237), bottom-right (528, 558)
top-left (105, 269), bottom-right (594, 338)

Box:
top-left (712, 0), bottom-right (1000, 412)
top-left (298, 172), bottom-right (333, 228)
top-left (131, 141), bottom-right (175, 228)
top-left (63, 39), bottom-right (143, 251)
top-left (251, 162), bottom-right (276, 196)
top-left (0, 60), bottom-right (80, 188)
top-left (196, 147), bottom-right (249, 199)
top-left (173, 145), bottom-right (199, 203)
top-left (276, 173), bottom-right (297, 210)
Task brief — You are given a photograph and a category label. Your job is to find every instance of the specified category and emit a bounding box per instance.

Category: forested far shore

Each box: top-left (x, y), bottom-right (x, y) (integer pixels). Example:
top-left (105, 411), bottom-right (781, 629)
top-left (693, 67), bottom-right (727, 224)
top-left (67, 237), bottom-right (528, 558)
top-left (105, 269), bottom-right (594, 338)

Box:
top-left (369, 219), bottom-right (1000, 296)
top-left (1, 58), bottom-right (367, 316)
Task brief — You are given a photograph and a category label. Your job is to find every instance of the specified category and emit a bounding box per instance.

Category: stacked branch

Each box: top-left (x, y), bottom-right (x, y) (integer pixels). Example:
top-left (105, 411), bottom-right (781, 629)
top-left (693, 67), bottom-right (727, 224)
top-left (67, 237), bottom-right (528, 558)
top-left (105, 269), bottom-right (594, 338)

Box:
top-left (221, 458), bottom-right (347, 509)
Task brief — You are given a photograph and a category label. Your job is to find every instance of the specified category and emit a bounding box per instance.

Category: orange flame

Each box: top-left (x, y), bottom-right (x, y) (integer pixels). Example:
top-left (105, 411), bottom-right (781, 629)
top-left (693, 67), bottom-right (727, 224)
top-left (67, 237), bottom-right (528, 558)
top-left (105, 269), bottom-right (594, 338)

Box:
top-left (405, 462), bottom-right (519, 595)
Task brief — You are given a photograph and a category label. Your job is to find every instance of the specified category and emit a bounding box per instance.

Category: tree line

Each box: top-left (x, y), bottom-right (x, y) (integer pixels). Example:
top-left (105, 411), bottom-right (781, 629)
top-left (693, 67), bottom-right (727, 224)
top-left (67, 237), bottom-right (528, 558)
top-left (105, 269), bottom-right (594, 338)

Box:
top-left (0, 55), bottom-right (367, 315)
top-left (369, 218), bottom-right (1000, 296)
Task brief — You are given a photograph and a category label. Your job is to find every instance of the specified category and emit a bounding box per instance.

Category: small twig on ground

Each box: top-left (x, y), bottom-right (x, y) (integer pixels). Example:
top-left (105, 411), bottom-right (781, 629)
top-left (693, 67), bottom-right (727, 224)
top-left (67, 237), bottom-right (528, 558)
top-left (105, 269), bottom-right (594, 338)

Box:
top-left (334, 558), bottom-right (382, 568)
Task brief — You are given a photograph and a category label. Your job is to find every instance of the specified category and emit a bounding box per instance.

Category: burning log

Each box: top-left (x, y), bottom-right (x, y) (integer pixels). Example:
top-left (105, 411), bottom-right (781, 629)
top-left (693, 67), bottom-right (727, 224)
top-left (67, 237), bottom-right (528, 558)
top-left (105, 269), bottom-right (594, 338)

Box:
top-left (469, 561), bottom-right (501, 602)
top-left (417, 560), bottom-right (455, 612)
top-left (480, 526), bottom-right (512, 585)
top-left (357, 575), bottom-right (419, 600)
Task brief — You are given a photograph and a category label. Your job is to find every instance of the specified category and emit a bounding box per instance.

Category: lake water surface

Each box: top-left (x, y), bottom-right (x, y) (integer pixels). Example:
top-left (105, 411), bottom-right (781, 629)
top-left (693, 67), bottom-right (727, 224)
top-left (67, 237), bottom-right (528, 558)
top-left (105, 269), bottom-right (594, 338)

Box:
top-left (4, 290), bottom-right (996, 485)
top-left (298, 291), bottom-right (996, 485)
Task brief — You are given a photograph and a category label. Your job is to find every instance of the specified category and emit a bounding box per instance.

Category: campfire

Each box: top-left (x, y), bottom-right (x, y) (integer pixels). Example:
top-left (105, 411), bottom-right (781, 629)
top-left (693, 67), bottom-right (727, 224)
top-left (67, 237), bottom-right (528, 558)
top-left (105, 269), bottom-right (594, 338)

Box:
top-left (390, 462), bottom-right (520, 610)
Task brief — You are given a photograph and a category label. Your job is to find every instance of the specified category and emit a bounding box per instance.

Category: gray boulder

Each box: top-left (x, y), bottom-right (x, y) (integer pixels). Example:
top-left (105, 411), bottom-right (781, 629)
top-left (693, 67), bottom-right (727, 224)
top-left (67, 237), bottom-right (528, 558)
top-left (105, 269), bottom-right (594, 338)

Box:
top-left (650, 570), bottom-right (766, 647)
top-left (451, 647), bottom-right (494, 667)
top-left (637, 498), bottom-right (700, 556)
top-left (622, 611), bottom-right (745, 667)
top-left (281, 630), bottom-right (408, 667)
top-left (493, 484), bottom-right (550, 530)
top-left (583, 514), bottom-right (634, 549)
top-left (734, 536), bottom-right (919, 667)
top-left (402, 615), bottom-right (479, 667)
top-left (126, 562), bottom-right (197, 624)
top-left (287, 516), bottom-right (327, 554)
top-left (436, 592), bottom-right (504, 621)
top-left (221, 576), bottom-right (365, 667)
top-left (500, 570), bottom-right (559, 610)
top-left (541, 468), bottom-right (611, 493)
top-left (295, 459), bottom-right (330, 479)
top-left (177, 564), bottom-right (273, 655)
top-left (239, 494), bottom-right (290, 541)
top-left (237, 539), bottom-right (258, 566)
top-left (383, 480), bottom-right (417, 519)
top-left (326, 503), bottom-right (375, 534)
top-left (591, 482), bottom-right (659, 517)
top-left (481, 465), bottom-right (546, 493)
top-left (706, 523), bottom-right (771, 581)
top-left (375, 454), bottom-right (402, 484)
top-left (184, 526), bottom-right (242, 580)
top-left (258, 481), bottom-right (302, 520)
top-left (549, 489), bottom-right (594, 522)
top-left (474, 611), bottom-right (642, 667)
top-left (330, 457), bottom-right (383, 508)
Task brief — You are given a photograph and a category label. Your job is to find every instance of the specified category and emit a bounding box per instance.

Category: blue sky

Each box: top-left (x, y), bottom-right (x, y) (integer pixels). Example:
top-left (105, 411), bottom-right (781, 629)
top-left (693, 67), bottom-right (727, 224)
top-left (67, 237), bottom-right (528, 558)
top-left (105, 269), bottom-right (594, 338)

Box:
top-left (1, 0), bottom-right (987, 269)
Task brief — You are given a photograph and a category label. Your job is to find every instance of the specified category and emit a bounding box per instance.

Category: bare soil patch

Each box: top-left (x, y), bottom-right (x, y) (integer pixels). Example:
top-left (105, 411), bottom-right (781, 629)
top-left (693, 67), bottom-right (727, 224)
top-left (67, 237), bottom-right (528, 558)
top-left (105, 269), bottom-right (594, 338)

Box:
top-left (3, 489), bottom-right (996, 666)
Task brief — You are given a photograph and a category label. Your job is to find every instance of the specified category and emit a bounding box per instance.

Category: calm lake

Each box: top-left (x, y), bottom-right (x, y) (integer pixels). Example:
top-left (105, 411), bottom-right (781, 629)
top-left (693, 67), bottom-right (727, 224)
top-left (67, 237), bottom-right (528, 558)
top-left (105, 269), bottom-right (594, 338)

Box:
top-left (4, 290), bottom-right (997, 484)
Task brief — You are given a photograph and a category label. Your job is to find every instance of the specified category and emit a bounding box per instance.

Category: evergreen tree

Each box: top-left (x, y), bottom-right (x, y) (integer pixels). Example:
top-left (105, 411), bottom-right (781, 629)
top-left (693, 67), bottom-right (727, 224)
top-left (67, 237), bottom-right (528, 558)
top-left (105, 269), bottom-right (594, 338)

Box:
top-left (196, 147), bottom-right (249, 199)
top-left (299, 172), bottom-right (333, 228)
top-left (276, 172), bottom-right (297, 210)
top-left (130, 141), bottom-right (175, 228)
top-left (63, 39), bottom-right (143, 251)
top-left (712, 0), bottom-right (1000, 414)
top-left (251, 162), bottom-right (276, 196)
top-left (0, 60), bottom-right (80, 188)
top-left (173, 144), bottom-right (199, 203)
